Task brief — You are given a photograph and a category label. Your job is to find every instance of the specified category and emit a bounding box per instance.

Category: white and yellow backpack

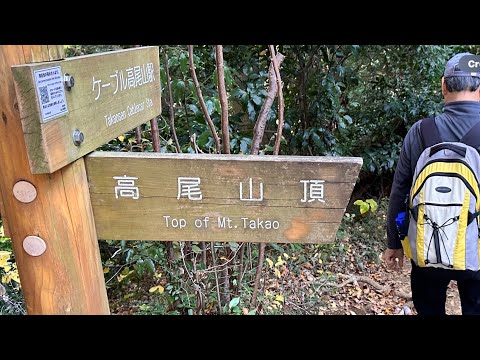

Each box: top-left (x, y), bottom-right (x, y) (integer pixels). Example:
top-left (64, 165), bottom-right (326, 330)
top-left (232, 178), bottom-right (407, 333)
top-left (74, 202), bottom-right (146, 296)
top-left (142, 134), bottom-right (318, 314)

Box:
top-left (402, 117), bottom-right (480, 270)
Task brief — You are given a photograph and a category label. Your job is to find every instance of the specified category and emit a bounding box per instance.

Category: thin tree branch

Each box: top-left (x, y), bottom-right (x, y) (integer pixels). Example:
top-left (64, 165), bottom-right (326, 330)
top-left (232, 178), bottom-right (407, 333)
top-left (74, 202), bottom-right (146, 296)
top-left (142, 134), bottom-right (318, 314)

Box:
top-left (135, 126), bottom-right (143, 151)
top-left (251, 242), bottom-right (265, 309)
top-left (161, 50), bottom-right (176, 260)
top-left (216, 45), bottom-right (230, 154)
top-left (196, 243), bottom-right (243, 274)
top-left (211, 242), bottom-right (223, 314)
top-left (221, 250), bottom-right (231, 307)
top-left (251, 52), bottom-right (285, 155)
top-left (237, 244), bottom-right (245, 292)
top-left (248, 243), bottom-right (253, 273)
top-left (188, 45), bottom-right (221, 154)
top-left (201, 242), bottom-right (207, 269)
top-left (150, 117), bottom-right (161, 152)
top-left (269, 45), bottom-right (285, 155)
top-left (164, 51), bottom-right (181, 153)
top-left (192, 252), bottom-right (205, 314)
top-left (326, 275), bottom-right (412, 300)
top-left (251, 47), bottom-right (286, 309)
top-left (179, 243), bottom-right (206, 314)
top-left (215, 45), bottom-right (235, 305)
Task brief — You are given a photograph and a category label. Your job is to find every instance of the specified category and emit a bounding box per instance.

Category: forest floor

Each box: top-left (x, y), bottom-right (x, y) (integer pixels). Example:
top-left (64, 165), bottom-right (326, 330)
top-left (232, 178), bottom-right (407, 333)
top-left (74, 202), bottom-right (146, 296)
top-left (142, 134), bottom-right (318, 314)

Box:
top-left (108, 237), bottom-right (463, 315)
top-left (105, 201), bottom-right (463, 316)
top-left (249, 228), bottom-right (463, 316)
top-left (317, 255), bottom-right (462, 315)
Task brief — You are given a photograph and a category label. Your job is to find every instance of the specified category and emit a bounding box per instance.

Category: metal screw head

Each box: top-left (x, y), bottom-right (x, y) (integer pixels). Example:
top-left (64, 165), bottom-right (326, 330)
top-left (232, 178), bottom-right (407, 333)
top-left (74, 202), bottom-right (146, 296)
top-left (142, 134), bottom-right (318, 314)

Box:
top-left (64, 73), bottom-right (75, 90)
top-left (73, 129), bottom-right (84, 146)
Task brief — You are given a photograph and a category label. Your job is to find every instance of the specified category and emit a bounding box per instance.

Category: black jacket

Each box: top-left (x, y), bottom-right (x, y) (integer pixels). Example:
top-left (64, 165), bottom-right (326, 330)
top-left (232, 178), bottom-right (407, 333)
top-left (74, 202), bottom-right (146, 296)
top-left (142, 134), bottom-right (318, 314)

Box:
top-left (387, 101), bottom-right (480, 249)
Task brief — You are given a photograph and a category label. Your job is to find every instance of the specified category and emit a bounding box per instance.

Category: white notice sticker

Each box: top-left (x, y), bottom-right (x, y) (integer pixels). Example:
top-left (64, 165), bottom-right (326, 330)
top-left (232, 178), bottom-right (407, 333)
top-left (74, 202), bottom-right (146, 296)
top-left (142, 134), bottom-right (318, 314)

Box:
top-left (33, 66), bottom-right (68, 123)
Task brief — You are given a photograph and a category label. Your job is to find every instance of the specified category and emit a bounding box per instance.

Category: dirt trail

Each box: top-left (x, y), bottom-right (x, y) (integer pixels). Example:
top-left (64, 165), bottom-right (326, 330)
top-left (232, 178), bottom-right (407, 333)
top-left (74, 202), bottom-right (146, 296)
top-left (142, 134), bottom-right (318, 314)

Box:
top-left (323, 256), bottom-right (462, 315)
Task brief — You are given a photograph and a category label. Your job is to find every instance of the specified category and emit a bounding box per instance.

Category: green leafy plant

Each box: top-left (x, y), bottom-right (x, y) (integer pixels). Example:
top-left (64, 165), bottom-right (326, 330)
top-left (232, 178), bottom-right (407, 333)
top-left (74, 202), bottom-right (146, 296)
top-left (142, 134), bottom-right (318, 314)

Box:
top-left (354, 199), bottom-right (378, 215)
top-left (338, 198), bottom-right (388, 267)
top-left (0, 220), bottom-right (25, 315)
top-left (55, 44), bottom-right (480, 315)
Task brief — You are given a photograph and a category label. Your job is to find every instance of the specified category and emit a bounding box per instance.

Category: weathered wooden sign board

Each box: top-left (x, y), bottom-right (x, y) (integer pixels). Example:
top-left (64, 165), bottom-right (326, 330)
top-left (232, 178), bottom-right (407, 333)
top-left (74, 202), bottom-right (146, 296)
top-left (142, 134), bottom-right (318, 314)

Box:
top-left (11, 46), bottom-right (161, 174)
top-left (85, 152), bottom-right (362, 243)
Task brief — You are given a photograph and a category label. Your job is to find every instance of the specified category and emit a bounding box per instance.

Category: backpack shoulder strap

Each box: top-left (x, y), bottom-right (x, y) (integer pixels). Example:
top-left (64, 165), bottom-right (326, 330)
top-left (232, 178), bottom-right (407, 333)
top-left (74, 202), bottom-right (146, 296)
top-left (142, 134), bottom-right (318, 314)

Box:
top-left (461, 121), bottom-right (480, 150)
top-left (420, 117), bottom-right (441, 148)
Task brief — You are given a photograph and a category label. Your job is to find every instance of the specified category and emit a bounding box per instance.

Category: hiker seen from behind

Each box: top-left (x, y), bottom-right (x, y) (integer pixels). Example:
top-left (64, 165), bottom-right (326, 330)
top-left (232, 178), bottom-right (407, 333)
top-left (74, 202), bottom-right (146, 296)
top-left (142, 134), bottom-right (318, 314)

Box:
top-left (385, 52), bottom-right (480, 315)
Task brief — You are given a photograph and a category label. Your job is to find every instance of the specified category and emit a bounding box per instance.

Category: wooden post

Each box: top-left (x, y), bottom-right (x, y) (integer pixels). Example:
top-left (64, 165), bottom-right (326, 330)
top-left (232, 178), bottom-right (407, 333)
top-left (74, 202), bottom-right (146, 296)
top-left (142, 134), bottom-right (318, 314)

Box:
top-left (0, 45), bottom-right (110, 314)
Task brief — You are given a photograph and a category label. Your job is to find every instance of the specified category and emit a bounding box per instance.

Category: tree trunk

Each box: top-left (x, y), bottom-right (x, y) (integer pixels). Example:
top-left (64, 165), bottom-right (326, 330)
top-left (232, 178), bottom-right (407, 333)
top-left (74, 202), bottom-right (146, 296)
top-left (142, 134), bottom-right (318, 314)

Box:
top-left (270, 45), bottom-right (285, 155)
top-left (135, 126), bottom-right (143, 151)
top-left (188, 45), bottom-right (221, 154)
top-left (251, 53), bottom-right (285, 155)
top-left (164, 51), bottom-right (181, 153)
top-left (150, 118), bottom-right (160, 152)
top-left (216, 45), bottom-right (230, 154)
top-left (251, 46), bottom-right (285, 309)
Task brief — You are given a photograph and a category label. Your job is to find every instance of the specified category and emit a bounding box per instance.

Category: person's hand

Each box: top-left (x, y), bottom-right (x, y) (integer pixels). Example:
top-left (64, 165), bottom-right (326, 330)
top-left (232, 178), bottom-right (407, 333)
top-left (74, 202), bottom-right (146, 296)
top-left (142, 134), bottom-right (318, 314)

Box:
top-left (383, 248), bottom-right (404, 271)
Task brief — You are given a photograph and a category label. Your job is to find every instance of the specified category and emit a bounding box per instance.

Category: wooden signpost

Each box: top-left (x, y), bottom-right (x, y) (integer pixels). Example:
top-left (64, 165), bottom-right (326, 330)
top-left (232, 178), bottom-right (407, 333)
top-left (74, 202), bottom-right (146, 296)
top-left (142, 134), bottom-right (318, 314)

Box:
top-left (0, 45), bottom-right (110, 315)
top-left (86, 152), bottom-right (362, 243)
top-left (11, 47), bottom-right (161, 174)
top-left (0, 45), bottom-right (363, 315)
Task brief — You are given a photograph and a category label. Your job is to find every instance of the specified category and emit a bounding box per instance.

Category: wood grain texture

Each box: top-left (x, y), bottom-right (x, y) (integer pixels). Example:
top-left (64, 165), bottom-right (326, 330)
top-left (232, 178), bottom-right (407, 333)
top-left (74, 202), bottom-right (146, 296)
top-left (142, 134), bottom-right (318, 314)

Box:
top-left (86, 152), bottom-right (362, 243)
top-left (0, 45), bottom-right (109, 314)
top-left (12, 46), bottom-right (161, 174)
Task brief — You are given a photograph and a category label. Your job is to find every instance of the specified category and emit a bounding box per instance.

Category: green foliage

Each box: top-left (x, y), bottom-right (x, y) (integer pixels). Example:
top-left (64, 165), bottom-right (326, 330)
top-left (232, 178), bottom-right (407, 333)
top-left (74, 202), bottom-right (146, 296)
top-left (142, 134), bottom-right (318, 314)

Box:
top-left (58, 44), bottom-right (480, 315)
top-left (338, 198), bottom-right (388, 267)
top-left (0, 220), bottom-right (25, 315)
top-left (64, 45), bottom-right (126, 57)
top-left (67, 44), bottom-right (480, 180)
top-left (354, 198), bottom-right (378, 215)
top-left (227, 297), bottom-right (241, 314)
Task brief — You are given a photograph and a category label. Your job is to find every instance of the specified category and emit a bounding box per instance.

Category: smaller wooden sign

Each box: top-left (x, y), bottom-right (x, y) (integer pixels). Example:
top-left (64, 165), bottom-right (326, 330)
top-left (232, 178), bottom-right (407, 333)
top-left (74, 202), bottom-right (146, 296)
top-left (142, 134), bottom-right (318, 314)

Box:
top-left (11, 46), bottom-right (161, 174)
top-left (86, 152), bottom-right (363, 244)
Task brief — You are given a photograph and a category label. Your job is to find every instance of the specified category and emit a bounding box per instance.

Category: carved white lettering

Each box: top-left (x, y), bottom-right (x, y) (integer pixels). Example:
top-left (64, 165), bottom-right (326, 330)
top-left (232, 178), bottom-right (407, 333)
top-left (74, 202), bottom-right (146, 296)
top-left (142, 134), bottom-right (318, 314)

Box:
top-left (105, 110), bottom-right (127, 127)
top-left (194, 217), bottom-right (210, 228)
top-left (217, 216), bottom-right (233, 228)
top-left (163, 215), bottom-right (186, 229)
top-left (241, 217), bottom-right (279, 230)
top-left (127, 101), bottom-right (145, 117)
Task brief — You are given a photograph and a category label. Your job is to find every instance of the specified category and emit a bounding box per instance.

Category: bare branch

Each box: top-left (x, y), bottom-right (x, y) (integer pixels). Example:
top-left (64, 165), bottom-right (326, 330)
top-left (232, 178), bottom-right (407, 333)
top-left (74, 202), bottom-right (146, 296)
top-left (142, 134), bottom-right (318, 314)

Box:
top-left (188, 45), bottom-right (221, 154)
top-left (269, 45), bottom-right (285, 155)
top-left (150, 117), bottom-right (161, 152)
top-left (251, 242), bottom-right (265, 308)
top-left (326, 275), bottom-right (412, 300)
top-left (211, 242), bottom-right (223, 314)
top-left (216, 45), bottom-right (230, 154)
top-left (160, 50), bottom-right (177, 261)
top-left (196, 243), bottom-right (243, 274)
top-left (251, 52), bottom-right (285, 155)
top-left (251, 47), bottom-right (286, 309)
top-left (220, 253), bottom-right (231, 307)
top-left (135, 126), bottom-right (143, 151)
top-left (164, 51), bottom-right (181, 153)
top-left (237, 244), bottom-right (245, 290)
top-left (201, 242), bottom-right (207, 269)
